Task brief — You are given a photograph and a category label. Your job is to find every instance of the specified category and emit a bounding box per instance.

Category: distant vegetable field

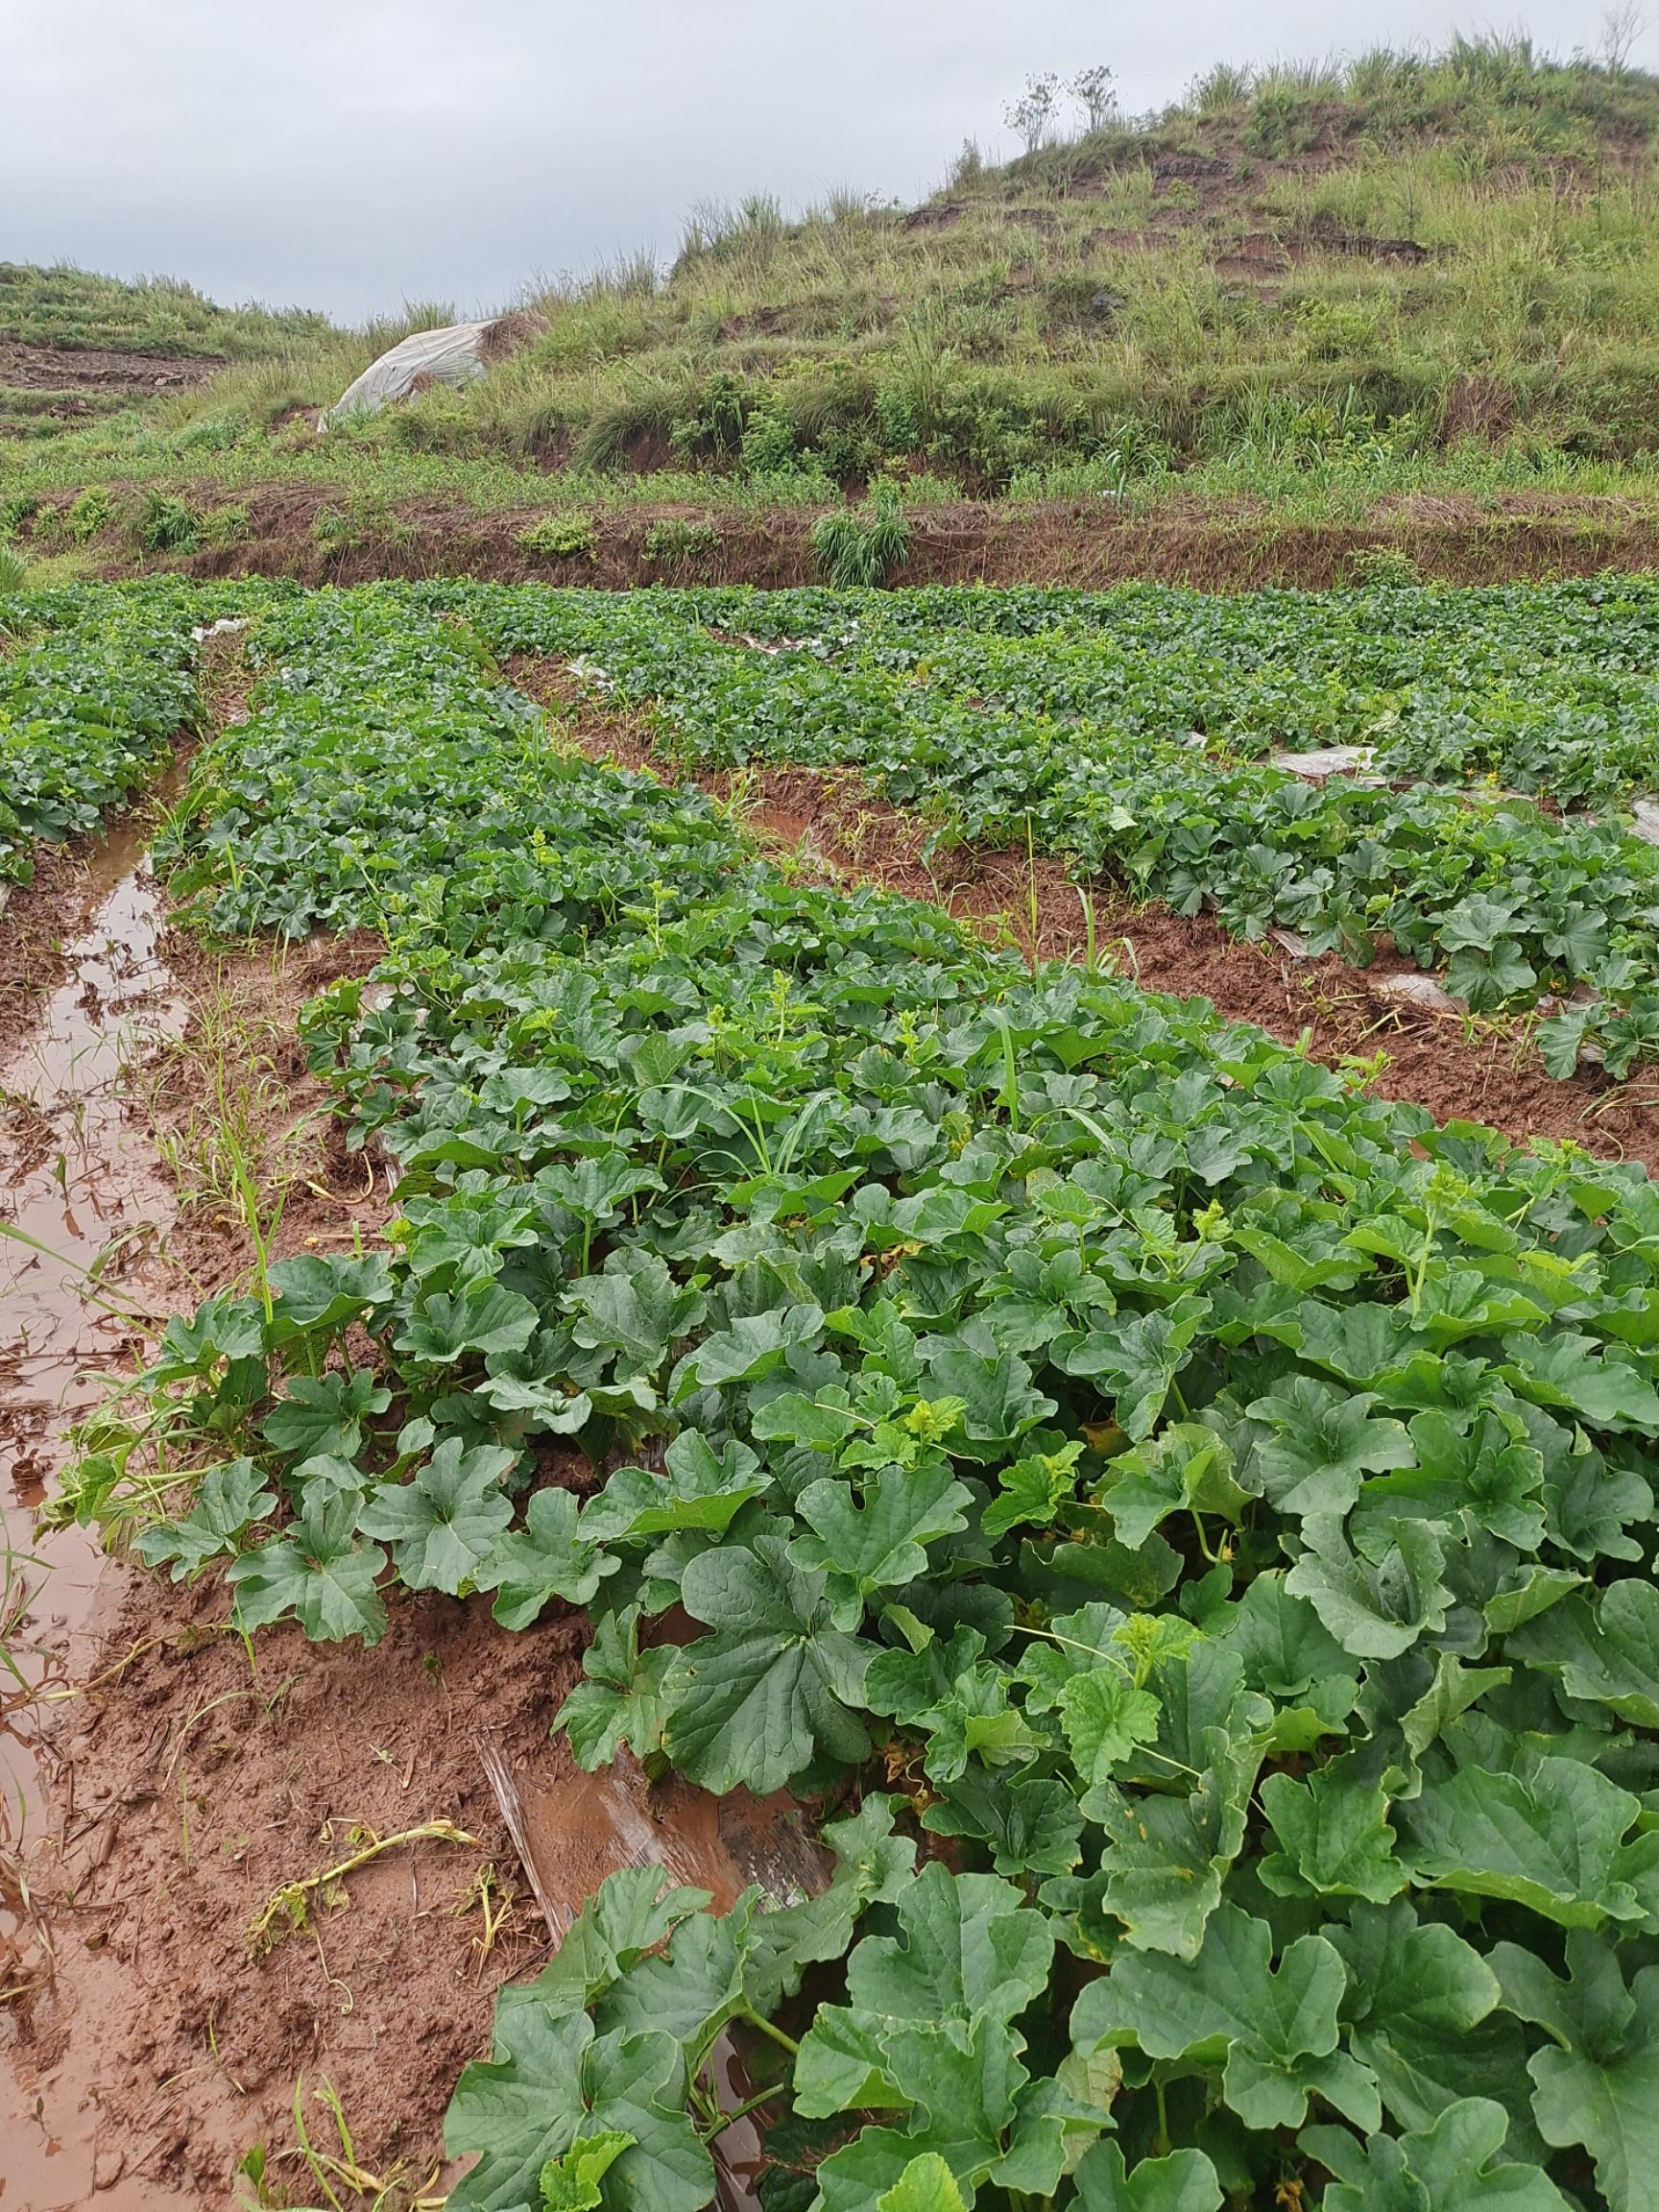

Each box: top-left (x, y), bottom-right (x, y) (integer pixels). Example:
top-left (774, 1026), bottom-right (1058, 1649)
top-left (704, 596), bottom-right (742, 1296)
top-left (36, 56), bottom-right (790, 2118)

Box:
top-left (0, 582), bottom-right (201, 878)
top-left (9, 573), bottom-right (1658, 2210)
top-left (442, 575), bottom-right (1659, 1076)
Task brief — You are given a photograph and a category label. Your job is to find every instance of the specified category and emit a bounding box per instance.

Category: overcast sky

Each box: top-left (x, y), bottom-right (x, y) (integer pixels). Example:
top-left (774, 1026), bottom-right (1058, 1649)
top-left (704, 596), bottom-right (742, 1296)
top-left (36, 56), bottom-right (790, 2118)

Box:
top-left (3, 1), bottom-right (1643, 323)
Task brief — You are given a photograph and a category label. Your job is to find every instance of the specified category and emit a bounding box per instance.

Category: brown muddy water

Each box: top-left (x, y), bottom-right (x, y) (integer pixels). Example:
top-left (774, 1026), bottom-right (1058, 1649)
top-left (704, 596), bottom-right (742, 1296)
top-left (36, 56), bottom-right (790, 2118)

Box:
top-left (0, 814), bottom-right (187, 2210)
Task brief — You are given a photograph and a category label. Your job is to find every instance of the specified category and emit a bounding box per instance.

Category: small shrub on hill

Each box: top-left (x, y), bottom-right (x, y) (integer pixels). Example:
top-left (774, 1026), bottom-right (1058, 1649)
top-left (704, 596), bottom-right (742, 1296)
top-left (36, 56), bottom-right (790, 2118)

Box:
top-left (175, 415), bottom-right (245, 453)
top-left (1349, 542), bottom-right (1420, 587)
top-left (311, 493), bottom-right (417, 561)
top-left (65, 490), bottom-right (112, 543)
top-left (517, 511), bottom-right (596, 561)
top-left (132, 491), bottom-right (200, 554)
top-left (199, 503), bottom-right (251, 550)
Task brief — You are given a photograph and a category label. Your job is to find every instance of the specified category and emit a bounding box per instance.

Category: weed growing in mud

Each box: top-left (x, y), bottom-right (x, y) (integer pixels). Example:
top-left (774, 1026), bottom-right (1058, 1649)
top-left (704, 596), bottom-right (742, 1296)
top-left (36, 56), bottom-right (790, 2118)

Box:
top-left (0, 1533), bottom-right (43, 1702)
top-left (247, 1819), bottom-right (476, 1956)
top-left (0, 1535), bottom-right (56, 2011)
top-left (452, 1860), bottom-right (517, 1972)
top-left (236, 2074), bottom-right (435, 2212)
top-left (1071, 883), bottom-right (1116, 981)
top-left (141, 963), bottom-right (325, 1267)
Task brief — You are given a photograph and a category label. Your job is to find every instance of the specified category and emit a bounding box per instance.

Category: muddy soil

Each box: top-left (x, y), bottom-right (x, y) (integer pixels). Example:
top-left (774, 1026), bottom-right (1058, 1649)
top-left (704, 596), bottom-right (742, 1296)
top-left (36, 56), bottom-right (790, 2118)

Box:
top-left (0, 824), bottom-right (532, 2207)
top-left (15, 1566), bottom-right (583, 2206)
top-left (508, 659), bottom-right (1659, 1168)
top-left (0, 839), bottom-right (134, 1065)
top-left (1, 807), bottom-right (196, 2206)
top-left (42, 476), bottom-right (1659, 592)
top-left (0, 805), bottom-right (186, 1530)
top-left (0, 802), bottom-right (493, 2205)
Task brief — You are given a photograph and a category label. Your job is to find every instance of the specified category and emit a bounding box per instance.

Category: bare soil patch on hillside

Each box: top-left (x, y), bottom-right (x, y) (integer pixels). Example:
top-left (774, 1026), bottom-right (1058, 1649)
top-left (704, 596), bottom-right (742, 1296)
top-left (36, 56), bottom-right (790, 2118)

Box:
top-left (0, 338), bottom-right (217, 397)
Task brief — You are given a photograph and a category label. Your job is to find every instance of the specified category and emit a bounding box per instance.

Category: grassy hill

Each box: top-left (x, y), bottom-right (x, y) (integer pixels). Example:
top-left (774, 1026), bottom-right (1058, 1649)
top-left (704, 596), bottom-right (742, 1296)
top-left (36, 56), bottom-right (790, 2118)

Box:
top-left (0, 263), bottom-right (332, 360)
top-left (166, 39), bottom-right (1659, 485)
top-left (9, 34), bottom-right (1659, 577)
top-left (0, 263), bottom-right (336, 444)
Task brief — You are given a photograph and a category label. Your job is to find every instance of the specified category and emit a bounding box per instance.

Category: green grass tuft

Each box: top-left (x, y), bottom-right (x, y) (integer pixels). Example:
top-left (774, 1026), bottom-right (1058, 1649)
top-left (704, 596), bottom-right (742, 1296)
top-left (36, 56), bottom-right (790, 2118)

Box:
top-left (811, 488), bottom-right (914, 587)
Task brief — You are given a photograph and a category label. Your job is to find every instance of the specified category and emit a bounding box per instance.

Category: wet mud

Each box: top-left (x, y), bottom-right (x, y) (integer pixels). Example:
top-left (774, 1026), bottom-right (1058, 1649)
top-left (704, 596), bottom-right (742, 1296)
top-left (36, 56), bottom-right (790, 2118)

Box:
top-left (1, 815), bottom-right (190, 2207)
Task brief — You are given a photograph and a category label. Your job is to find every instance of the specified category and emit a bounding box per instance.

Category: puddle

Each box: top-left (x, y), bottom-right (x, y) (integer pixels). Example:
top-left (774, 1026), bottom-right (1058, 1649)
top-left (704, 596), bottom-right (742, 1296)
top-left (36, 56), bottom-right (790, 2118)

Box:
top-left (0, 806), bottom-right (188, 2210)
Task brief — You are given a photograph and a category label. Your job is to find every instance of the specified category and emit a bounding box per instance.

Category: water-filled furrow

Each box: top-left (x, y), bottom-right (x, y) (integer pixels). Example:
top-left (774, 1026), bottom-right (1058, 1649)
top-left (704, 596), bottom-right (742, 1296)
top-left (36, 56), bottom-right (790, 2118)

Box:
top-left (0, 799), bottom-right (186, 2212)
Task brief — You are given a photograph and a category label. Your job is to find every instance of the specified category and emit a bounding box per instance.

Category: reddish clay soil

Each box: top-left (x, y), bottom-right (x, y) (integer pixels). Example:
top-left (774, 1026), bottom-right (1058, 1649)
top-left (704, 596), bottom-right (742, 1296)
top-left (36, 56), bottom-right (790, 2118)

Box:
top-left (14, 1565), bottom-right (585, 2204)
top-left (506, 658), bottom-right (1659, 1169)
top-left (0, 898), bottom-right (565, 2209)
top-left (0, 842), bottom-right (107, 1061)
top-left (36, 476), bottom-right (1659, 592)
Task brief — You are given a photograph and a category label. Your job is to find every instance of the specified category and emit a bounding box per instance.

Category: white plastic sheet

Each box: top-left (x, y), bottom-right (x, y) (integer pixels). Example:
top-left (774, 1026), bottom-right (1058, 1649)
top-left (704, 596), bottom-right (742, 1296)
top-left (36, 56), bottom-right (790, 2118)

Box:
top-left (322, 313), bottom-right (543, 426)
top-left (1271, 744), bottom-right (1381, 783)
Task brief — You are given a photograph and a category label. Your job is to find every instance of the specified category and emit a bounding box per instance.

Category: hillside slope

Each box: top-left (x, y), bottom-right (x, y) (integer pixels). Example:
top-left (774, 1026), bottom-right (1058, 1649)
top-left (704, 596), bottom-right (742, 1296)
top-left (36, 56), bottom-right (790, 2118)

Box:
top-left (8, 35), bottom-right (1659, 583)
top-left (0, 263), bottom-right (335, 442)
top-left (161, 38), bottom-right (1659, 492)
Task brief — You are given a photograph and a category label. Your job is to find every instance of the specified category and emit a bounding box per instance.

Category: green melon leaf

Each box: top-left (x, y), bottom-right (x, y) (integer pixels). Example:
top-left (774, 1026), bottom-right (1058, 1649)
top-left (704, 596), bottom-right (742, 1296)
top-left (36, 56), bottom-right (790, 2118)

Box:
top-left (227, 1492), bottom-right (388, 1645)
top-left (357, 1437), bottom-right (517, 1594)
top-left (1071, 2140), bottom-right (1222, 2212)
top-left (1495, 1932), bottom-right (1659, 2212)
top-left (1071, 1903), bottom-right (1379, 2133)
top-left (1398, 1756), bottom-right (1656, 1931)
top-left (1303, 2097), bottom-right (1569, 2211)
top-left (475, 1485), bottom-right (617, 1628)
top-left (555, 1606), bottom-right (677, 1771)
top-left (661, 1534), bottom-right (874, 1792)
